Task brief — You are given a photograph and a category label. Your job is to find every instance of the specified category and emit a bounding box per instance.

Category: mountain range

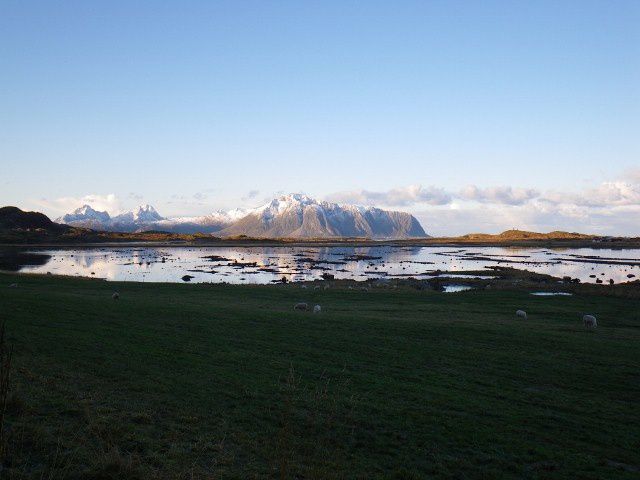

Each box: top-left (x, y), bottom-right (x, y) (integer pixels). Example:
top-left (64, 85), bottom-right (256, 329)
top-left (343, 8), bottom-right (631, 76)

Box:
top-left (55, 194), bottom-right (428, 238)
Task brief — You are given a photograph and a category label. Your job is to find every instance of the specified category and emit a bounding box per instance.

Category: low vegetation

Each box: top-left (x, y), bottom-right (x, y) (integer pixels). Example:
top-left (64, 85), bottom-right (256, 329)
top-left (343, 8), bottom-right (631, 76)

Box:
top-left (1, 272), bottom-right (639, 478)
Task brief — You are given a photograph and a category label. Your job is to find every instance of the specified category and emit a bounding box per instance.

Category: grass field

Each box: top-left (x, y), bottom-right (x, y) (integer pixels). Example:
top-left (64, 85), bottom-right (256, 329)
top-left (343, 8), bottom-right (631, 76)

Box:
top-left (1, 272), bottom-right (639, 479)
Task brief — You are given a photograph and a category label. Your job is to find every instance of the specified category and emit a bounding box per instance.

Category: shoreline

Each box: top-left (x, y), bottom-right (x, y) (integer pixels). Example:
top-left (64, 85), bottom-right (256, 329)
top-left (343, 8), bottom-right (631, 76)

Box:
top-left (3, 265), bottom-right (639, 297)
top-left (2, 238), bottom-right (640, 249)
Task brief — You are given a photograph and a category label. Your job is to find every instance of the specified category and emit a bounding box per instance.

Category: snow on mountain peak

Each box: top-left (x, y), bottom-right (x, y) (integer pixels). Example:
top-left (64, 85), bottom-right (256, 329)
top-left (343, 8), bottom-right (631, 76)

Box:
top-left (219, 208), bottom-right (251, 221)
top-left (76, 205), bottom-right (94, 214)
top-left (254, 193), bottom-right (318, 218)
top-left (55, 194), bottom-right (428, 238)
top-left (59, 204), bottom-right (111, 223)
top-left (133, 204), bottom-right (162, 222)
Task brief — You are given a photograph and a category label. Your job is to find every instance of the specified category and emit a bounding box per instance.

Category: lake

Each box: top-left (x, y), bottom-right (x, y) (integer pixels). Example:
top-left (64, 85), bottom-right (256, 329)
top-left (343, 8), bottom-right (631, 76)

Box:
top-left (2, 245), bottom-right (640, 285)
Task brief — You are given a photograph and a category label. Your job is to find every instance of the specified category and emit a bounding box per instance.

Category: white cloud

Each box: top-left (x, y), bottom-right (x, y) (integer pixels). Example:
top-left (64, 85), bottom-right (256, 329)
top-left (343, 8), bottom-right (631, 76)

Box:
top-left (327, 185), bottom-right (452, 207)
top-left (458, 185), bottom-right (539, 205)
top-left (26, 172), bottom-right (640, 236)
top-left (415, 202), bottom-right (640, 237)
top-left (541, 181), bottom-right (640, 208)
top-left (33, 194), bottom-right (122, 215)
top-left (327, 184), bottom-right (539, 207)
top-left (193, 192), bottom-right (207, 201)
top-left (325, 171), bottom-right (640, 235)
top-left (579, 181), bottom-right (640, 207)
top-left (242, 189), bottom-right (260, 201)
top-left (128, 192), bottom-right (144, 201)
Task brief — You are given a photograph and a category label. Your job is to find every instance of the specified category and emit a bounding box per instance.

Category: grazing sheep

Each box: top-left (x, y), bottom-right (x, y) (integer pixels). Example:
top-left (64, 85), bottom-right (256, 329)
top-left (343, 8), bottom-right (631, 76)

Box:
top-left (294, 302), bottom-right (309, 311)
top-left (583, 314), bottom-right (597, 329)
top-left (348, 286), bottom-right (353, 290)
top-left (516, 310), bottom-right (527, 320)
top-left (361, 287), bottom-right (369, 292)
top-left (301, 285), bottom-right (308, 290)
top-left (8, 283), bottom-right (17, 288)
top-left (313, 305), bottom-right (322, 314)
top-left (112, 292), bottom-right (120, 300)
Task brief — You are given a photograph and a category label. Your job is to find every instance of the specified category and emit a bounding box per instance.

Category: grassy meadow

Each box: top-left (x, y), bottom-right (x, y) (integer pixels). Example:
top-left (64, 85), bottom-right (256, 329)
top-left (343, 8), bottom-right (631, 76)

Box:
top-left (0, 272), bottom-right (639, 479)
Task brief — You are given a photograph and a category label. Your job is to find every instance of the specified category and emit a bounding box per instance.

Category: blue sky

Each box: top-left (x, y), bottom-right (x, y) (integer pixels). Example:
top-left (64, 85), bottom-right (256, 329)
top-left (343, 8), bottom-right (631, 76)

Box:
top-left (1, 0), bottom-right (638, 235)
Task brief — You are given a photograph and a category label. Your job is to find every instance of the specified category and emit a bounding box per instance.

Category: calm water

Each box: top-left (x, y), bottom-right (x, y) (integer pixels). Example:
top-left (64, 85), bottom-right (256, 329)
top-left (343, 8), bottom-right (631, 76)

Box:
top-left (1, 246), bottom-right (640, 285)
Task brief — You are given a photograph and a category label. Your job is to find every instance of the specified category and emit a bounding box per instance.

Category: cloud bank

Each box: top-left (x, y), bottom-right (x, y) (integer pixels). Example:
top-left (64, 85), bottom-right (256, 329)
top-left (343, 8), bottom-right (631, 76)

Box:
top-left (325, 171), bottom-right (640, 236)
top-left (328, 185), bottom-right (451, 207)
top-left (33, 194), bottom-right (123, 215)
top-left (28, 170), bottom-right (640, 236)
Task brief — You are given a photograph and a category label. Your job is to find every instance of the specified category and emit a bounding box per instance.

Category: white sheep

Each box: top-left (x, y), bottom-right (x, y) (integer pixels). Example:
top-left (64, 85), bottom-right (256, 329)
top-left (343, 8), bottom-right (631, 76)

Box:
top-left (516, 310), bottom-right (527, 320)
top-left (313, 305), bottom-right (322, 314)
top-left (294, 302), bottom-right (309, 311)
top-left (583, 314), bottom-right (597, 329)
top-left (112, 292), bottom-right (120, 300)
top-left (301, 285), bottom-right (308, 289)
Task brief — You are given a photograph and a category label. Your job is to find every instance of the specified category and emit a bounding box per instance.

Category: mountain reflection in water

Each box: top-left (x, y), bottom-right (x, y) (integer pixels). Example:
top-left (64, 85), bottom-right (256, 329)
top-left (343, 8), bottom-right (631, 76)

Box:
top-left (1, 246), bottom-right (639, 285)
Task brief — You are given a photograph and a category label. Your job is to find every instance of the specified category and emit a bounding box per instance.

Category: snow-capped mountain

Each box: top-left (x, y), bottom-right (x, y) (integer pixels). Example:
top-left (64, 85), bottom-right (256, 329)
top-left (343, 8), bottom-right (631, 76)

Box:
top-left (56, 204), bottom-right (238, 233)
top-left (218, 194), bottom-right (427, 238)
top-left (153, 209), bottom-right (250, 234)
top-left (112, 204), bottom-right (162, 224)
top-left (58, 205), bottom-right (110, 224)
top-left (56, 195), bottom-right (428, 238)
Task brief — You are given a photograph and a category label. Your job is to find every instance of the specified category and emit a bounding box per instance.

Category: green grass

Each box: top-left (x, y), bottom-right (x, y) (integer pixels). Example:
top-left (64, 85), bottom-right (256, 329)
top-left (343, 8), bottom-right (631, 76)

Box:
top-left (1, 272), bottom-right (639, 479)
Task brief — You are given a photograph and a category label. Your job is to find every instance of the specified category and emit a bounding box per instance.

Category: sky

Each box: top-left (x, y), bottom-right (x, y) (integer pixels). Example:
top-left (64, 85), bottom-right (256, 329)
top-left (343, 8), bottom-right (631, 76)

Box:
top-left (1, 0), bottom-right (638, 236)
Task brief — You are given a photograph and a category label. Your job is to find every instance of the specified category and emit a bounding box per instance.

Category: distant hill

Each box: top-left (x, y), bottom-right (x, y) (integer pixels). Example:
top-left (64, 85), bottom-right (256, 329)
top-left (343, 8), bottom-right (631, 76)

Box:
top-left (0, 206), bottom-right (69, 232)
top-left (456, 229), bottom-right (594, 241)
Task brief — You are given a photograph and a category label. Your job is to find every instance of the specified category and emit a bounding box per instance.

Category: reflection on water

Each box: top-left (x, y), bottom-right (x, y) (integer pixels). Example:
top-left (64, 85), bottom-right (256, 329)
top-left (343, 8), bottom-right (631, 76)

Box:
top-left (530, 292), bottom-right (573, 296)
top-left (0, 250), bottom-right (51, 272)
top-left (442, 285), bottom-right (474, 293)
top-left (1, 245), bottom-right (640, 285)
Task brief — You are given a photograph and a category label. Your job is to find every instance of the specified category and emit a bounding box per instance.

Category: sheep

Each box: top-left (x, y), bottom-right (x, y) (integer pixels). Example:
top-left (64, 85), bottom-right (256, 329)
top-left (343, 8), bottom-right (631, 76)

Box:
top-left (516, 310), bottom-right (527, 320)
top-left (301, 285), bottom-right (308, 290)
top-left (294, 302), bottom-right (309, 311)
top-left (313, 305), bottom-right (322, 314)
top-left (583, 314), bottom-right (597, 329)
top-left (314, 285), bottom-right (321, 290)
top-left (112, 292), bottom-right (120, 301)
top-left (8, 283), bottom-right (17, 288)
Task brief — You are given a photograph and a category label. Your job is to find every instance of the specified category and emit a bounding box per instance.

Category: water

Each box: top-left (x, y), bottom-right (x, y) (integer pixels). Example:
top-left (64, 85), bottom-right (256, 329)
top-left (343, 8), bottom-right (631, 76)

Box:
top-left (1, 245), bottom-right (639, 285)
top-left (442, 285), bottom-right (474, 293)
top-left (530, 292), bottom-right (573, 296)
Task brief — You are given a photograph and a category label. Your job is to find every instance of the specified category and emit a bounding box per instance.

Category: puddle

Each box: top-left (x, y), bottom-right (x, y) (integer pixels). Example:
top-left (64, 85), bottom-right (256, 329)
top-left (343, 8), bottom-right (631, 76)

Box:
top-left (442, 285), bottom-right (474, 293)
top-left (530, 292), bottom-right (573, 296)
